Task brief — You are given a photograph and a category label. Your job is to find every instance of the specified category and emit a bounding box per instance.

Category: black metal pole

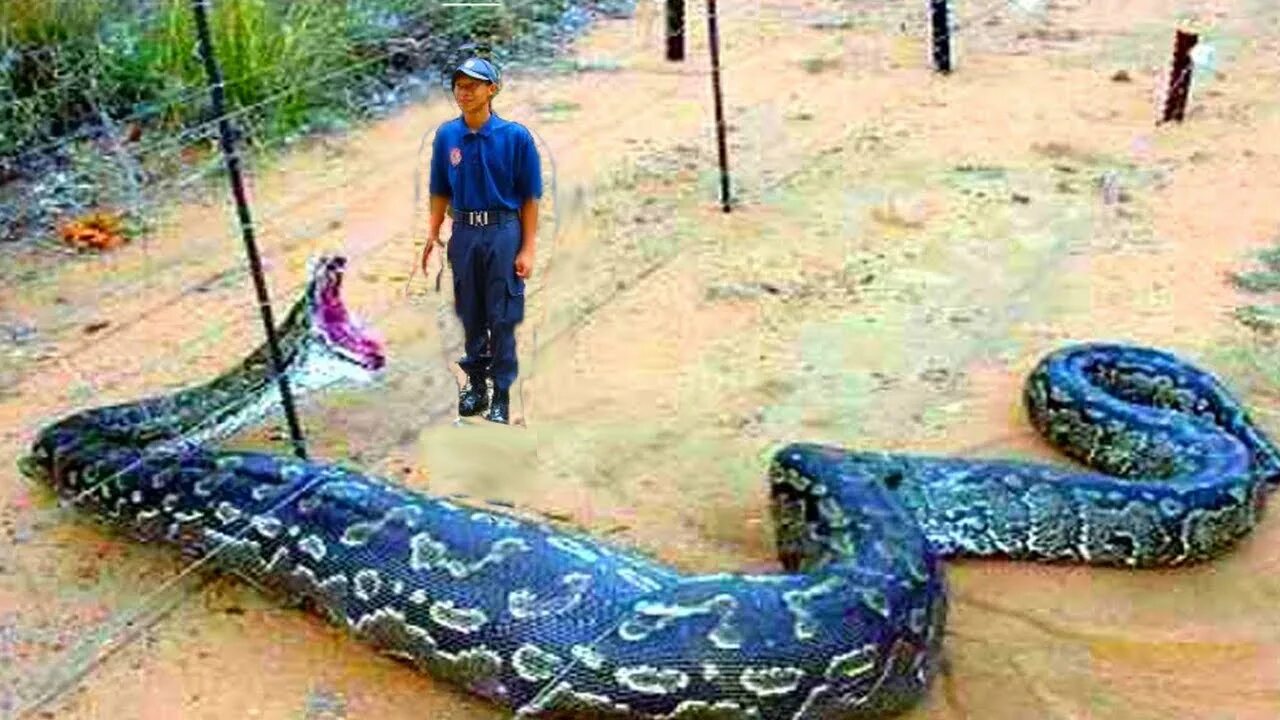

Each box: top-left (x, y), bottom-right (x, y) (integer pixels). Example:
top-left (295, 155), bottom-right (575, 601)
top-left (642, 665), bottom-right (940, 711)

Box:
top-left (666, 0), bottom-right (685, 61)
top-left (189, 0), bottom-right (308, 461)
top-left (930, 0), bottom-right (952, 74)
top-left (1160, 29), bottom-right (1199, 124)
top-left (705, 0), bottom-right (731, 212)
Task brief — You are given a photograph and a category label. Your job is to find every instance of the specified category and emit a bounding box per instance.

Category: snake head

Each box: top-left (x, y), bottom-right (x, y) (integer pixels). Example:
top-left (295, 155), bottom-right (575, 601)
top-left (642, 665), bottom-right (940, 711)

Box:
top-left (17, 450), bottom-right (49, 484)
top-left (18, 422), bottom-right (83, 494)
top-left (308, 255), bottom-right (386, 372)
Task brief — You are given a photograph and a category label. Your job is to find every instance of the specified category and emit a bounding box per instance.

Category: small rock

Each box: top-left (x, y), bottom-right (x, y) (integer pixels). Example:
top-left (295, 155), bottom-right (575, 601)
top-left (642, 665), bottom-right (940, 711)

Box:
top-left (872, 194), bottom-right (928, 227)
top-left (1111, 70), bottom-right (1132, 82)
top-left (305, 688), bottom-right (347, 719)
top-left (919, 367), bottom-right (951, 384)
top-left (1099, 171), bottom-right (1122, 204)
top-left (0, 321), bottom-right (36, 345)
top-left (1011, 193), bottom-right (1031, 204)
top-left (806, 15), bottom-right (854, 30)
top-left (83, 321), bottom-right (110, 334)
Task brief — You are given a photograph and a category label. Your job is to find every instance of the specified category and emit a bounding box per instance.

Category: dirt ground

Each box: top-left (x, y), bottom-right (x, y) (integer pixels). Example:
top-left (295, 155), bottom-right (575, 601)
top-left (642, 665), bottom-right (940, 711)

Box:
top-left (3, 0), bottom-right (1280, 717)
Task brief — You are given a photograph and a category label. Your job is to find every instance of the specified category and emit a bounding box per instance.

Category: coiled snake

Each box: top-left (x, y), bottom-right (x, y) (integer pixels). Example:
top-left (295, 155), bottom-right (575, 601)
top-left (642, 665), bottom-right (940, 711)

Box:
top-left (20, 256), bottom-right (1280, 719)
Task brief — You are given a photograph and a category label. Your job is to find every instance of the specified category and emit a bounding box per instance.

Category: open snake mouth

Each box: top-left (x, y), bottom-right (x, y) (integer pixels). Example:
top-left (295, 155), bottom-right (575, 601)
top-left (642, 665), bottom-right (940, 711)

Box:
top-left (310, 256), bottom-right (386, 371)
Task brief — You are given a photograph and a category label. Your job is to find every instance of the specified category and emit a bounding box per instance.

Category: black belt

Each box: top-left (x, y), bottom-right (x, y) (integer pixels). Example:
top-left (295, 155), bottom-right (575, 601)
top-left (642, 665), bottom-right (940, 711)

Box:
top-left (451, 208), bottom-right (518, 227)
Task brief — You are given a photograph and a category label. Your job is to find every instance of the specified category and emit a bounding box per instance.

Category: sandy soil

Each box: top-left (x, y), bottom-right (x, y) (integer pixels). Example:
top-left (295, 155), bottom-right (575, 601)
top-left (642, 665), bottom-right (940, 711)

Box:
top-left (3, 0), bottom-right (1280, 718)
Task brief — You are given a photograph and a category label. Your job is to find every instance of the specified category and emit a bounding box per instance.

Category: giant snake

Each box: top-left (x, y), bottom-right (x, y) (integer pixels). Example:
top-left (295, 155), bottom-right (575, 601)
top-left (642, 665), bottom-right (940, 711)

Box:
top-left (19, 255), bottom-right (1280, 718)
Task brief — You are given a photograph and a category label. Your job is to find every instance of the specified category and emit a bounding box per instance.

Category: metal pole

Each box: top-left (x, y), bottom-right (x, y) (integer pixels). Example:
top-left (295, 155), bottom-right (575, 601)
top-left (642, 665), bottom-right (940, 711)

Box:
top-left (1160, 29), bottom-right (1199, 124)
top-left (666, 0), bottom-right (685, 61)
top-left (705, 0), bottom-right (731, 212)
top-left (930, 0), bottom-right (952, 74)
top-left (189, 0), bottom-right (308, 460)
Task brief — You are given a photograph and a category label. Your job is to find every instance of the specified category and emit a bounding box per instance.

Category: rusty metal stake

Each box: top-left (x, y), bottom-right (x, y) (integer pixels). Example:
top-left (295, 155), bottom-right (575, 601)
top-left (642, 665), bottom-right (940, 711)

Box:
top-left (1161, 29), bottom-right (1199, 124)
top-left (930, 0), bottom-right (952, 74)
top-left (706, 0), bottom-right (731, 211)
top-left (667, 0), bottom-right (685, 61)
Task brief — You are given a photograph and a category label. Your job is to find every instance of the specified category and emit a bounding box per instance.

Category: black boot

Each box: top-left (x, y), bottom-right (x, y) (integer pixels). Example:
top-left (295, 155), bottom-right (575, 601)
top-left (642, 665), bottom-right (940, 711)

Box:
top-left (458, 373), bottom-right (489, 417)
top-left (486, 386), bottom-right (510, 424)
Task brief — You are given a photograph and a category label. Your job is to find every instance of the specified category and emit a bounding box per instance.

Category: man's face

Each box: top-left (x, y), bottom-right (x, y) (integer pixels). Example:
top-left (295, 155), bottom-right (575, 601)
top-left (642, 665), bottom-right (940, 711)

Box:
top-left (453, 75), bottom-right (496, 113)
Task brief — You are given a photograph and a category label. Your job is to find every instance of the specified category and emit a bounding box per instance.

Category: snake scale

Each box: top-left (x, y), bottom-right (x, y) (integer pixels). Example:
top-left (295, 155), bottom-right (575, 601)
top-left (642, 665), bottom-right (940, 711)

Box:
top-left (20, 255), bottom-right (1280, 719)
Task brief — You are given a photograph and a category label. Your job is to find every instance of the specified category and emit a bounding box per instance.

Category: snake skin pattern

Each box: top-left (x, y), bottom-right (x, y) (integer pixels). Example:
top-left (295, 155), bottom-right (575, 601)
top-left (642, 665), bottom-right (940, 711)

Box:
top-left (20, 255), bottom-right (1280, 719)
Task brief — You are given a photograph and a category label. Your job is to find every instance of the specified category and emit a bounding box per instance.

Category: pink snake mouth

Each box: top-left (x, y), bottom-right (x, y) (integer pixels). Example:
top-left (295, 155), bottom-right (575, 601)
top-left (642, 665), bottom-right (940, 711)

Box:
top-left (311, 256), bottom-right (386, 371)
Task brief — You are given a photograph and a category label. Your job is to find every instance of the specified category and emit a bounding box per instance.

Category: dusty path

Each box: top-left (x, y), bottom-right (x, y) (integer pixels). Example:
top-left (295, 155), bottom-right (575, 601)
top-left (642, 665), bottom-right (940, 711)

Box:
top-left (3, 0), bottom-right (1280, 718)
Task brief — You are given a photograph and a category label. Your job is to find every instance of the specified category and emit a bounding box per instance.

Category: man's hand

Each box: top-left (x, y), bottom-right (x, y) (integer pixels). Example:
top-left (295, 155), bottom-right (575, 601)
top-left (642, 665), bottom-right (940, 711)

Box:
top-left (421, 236), bottom-right (440, 276)
top-left (514, 248), bottom-right (535, 279)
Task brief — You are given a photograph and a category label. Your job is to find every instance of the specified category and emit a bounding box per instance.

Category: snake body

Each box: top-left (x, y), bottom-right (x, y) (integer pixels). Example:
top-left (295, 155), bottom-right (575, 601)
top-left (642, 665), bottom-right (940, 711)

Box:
top-left (21, 255), bottom-right (1279, 719)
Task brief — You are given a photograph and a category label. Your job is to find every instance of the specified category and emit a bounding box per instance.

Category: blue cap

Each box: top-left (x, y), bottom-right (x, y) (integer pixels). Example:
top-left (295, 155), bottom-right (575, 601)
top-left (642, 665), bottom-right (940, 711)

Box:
top-left (453, 57), bottom-right (500, 85)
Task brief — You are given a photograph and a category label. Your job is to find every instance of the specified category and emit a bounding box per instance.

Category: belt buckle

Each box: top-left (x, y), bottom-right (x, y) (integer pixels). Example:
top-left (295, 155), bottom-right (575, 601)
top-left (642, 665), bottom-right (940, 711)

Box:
top-left (468, 211), bottom-right (487, 226)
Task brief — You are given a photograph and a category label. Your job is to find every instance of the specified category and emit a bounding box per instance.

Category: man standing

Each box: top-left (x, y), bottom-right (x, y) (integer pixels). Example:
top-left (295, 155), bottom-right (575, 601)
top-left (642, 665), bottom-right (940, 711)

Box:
top-left (422, 56), bottom-right (542, 425)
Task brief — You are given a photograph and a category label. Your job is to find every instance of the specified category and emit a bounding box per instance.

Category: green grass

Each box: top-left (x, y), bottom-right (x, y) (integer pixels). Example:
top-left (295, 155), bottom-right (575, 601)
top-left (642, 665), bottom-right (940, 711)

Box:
top-left (1229, 242), bottom-right (1280, 336)
top-left (1256, 245), bottom-right (1280, 271)
top-left (1229, 269), bottom-right (1280, 293)
top-left (1228, 243), bottom-right (1280, 295)
top-left (1235, 305), bottom-right (1280, 333)
top-left (0, 0), bottom-right (598, 160)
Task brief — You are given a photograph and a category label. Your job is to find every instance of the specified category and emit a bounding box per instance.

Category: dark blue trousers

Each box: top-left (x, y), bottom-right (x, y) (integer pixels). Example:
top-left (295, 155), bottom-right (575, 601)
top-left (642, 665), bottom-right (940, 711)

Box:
top-left (447, 217), bottom-right (525, 390)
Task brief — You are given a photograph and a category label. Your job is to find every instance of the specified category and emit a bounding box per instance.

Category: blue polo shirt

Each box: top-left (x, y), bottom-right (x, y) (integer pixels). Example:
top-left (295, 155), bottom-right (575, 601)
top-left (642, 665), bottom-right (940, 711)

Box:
top-left (428, 112), bottom-right (543, 212)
